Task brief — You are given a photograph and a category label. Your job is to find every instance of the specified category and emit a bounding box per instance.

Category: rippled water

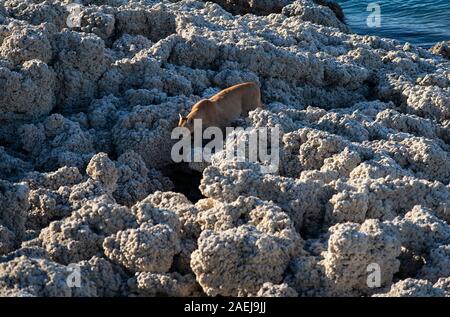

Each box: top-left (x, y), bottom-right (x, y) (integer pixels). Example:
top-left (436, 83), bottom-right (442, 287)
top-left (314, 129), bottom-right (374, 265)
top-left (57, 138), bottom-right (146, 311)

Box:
top-left (336, 0), bottom-right (450, 47)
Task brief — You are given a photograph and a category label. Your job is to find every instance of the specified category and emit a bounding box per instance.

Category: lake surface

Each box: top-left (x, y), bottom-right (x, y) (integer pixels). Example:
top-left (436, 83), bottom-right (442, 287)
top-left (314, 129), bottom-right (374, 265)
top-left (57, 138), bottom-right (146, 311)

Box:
top-left (336, 0), bottom-right (450, 47)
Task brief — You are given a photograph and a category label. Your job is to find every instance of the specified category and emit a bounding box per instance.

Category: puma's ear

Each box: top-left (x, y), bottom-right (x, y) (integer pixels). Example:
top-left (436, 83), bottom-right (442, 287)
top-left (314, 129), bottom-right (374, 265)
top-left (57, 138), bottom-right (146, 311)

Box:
top-left (179, 113), bottom-right (183, 120)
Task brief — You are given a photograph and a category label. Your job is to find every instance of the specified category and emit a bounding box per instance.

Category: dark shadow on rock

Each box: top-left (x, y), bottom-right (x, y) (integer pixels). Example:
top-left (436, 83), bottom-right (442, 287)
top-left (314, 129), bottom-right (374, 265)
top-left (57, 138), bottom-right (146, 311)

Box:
top-left (162, 163), bottom-right (205, 203)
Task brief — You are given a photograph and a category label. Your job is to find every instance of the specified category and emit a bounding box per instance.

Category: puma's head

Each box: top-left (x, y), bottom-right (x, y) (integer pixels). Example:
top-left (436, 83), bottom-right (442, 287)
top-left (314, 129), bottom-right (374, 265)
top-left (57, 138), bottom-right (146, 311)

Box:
top-left (178, 113), bottom-right (194, 131)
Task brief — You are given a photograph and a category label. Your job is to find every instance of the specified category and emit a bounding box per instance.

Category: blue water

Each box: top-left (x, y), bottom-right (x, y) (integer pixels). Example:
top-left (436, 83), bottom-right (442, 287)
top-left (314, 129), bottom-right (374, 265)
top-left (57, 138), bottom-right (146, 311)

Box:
top-left (336, 0), bottom-right (450, 47)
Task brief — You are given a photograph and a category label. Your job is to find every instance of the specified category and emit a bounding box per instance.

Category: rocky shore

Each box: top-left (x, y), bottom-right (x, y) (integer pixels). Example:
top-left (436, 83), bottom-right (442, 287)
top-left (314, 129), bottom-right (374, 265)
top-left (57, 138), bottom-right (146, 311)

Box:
top-left (0, 0), bottom-right (449, 297)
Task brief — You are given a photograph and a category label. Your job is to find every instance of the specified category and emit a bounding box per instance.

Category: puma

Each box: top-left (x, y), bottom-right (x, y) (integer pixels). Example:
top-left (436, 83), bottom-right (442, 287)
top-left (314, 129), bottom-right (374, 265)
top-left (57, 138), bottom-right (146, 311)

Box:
top-left (178, 82), bottom-right (263, 131)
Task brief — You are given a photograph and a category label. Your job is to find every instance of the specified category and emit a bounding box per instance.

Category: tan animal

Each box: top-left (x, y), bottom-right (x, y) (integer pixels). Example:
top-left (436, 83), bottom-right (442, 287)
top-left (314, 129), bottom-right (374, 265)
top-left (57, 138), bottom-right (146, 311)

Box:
top-left (178, 82), bottom-right (262, 131)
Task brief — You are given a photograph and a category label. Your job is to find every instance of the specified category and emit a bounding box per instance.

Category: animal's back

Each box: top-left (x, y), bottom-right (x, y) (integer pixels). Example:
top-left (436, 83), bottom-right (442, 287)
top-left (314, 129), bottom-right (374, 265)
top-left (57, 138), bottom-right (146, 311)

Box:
top-left (210, 82), bottom-right (262, 112)
top-left (209, 82), bottom-right (259, 101)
